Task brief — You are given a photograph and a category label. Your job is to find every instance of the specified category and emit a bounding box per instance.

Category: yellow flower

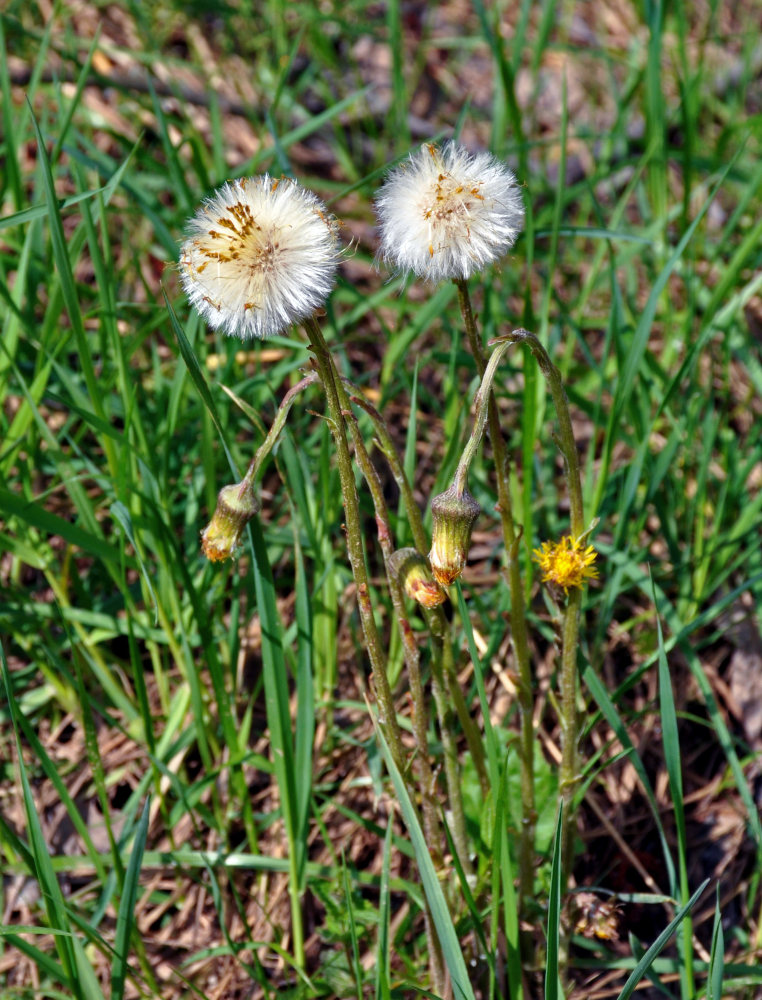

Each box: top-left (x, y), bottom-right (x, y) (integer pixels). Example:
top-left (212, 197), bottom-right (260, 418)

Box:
top-left (533, 535), bottom-right (598, 594)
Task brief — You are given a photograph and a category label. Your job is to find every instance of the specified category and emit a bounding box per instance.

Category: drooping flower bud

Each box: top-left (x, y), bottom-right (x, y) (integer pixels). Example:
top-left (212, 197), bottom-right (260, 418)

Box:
top-left (201, 479), bottom-right (260, 561)
top-left (388, 547), bottom-right (447, 608)
top-left (428, 485), bottom-right (481, 586)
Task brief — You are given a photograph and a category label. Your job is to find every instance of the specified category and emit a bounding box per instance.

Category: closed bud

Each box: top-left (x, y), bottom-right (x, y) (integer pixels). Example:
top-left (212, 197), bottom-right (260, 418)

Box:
top-left (428, 485), bottom-right (481, 586)
top-left (201, 480), bottom-right (260, 562)
top-left (389, 547), bottom-right (447, 608)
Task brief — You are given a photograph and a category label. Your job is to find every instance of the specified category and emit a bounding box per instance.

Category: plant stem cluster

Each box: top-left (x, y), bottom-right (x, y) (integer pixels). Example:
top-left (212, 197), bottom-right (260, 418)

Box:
top-left (178, 141), bottom-right (596, 996)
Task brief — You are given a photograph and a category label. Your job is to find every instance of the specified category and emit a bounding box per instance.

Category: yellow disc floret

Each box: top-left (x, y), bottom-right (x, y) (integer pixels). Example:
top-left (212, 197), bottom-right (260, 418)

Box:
top-left (533, 535), bottom-right (598, 594)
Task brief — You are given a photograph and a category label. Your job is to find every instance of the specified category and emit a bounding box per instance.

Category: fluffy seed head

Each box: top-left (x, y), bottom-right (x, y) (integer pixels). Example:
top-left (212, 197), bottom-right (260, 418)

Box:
top-left (179, 176), bottom-right (339, 339)
top-left (533, 535), bottom-right (598, 595)
top-left (375, 141), bottom-right (524, 282)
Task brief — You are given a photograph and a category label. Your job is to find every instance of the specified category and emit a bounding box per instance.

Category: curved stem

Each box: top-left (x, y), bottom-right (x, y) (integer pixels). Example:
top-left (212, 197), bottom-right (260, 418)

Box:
top-left (495, 329), bottom-right (583, 539)
top-left (302, 315), bottom-right (406, 773)
top-left (342, 408), bottom-right (449, 996)
top-left (495, 329), bottom-right (587, 958)
top-left (345, 382), bottom-right (489, 794)
top-left (455, 280), bottom-right (535, 906)
top-left (240, 372), bottom-right (319, 490)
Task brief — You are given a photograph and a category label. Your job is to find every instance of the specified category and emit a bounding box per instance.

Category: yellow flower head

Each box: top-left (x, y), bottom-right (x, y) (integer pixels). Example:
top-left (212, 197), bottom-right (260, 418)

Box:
top-left (533, 534), bottom-right (598, 594)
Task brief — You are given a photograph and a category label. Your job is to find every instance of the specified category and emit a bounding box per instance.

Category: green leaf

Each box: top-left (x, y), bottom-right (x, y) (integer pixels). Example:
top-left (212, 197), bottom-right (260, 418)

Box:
top-left (375, 724), bottom-right (478, 1000)
top-left (615, 880), bottom-right (709, 1000)
top-left (544, 805), bottom-right (563, 1000)
top-left (111, 799), bottom-right (151, 1000)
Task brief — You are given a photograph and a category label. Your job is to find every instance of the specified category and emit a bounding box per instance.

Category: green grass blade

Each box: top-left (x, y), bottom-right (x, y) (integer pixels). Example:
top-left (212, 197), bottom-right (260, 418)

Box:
top-left (615, 880), bottom-right (709, 1000)
top-left (375, 821), bottom-right (394, 1000)
top-left (293, 529), bottom-right (315, 887)
top-left (375, 724), bottom-right (477, 1000)
top-left (11, 710), bottom-right (108, 885)
top-left (29, 103), bottom-right (112, 459)
top-left (111, 501), bottom-right (158, 625)
top-left (0, 15), bottom-right (22, 209)
top-left (582, 664), bottom-right (676, 893)
top-left (495, 760), bottom-right (522, 1000)
top-left (386, 0), bottom-right (409, 151)
top-left (612, 158), bottom-right (736, 429)
top-left (707, 885), bottom-right (725, 1000)
top-left (544, 805), bottom-right (563, 1000)
top-left (0, 932), bottom-right (65, 982)
top-left (248, 517), bottom-right (304, 966)
top-left (342, 855), bottom-right (364, 999)
top-left (455, 583), bottom-right (500, 786)
top-left (0, 487), bottom-right (119, 567)
top-left (1, 643), bottom-right (81, 997)
top-left (655, 596), bottom-right (694, 999)
top-left (111, 798), bottom-right (151, 1000)
top-left (163, 291), bottom-right (236, 469)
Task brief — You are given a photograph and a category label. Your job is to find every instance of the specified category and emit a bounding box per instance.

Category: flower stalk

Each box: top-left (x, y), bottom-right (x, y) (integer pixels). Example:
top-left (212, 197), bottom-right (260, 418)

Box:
top-left (337, 381), bottom-right (474, 885)
top-left (302, 314), bottom-right (407, 774)
top-left (241, 372), bottom-right (319, 488)
top-left (344, 450), bottom-right (448, 995)
top-left (493, 328), bottom-right (588, 891)
top-left (344, 382), bottom-right (489, 793)
top-left (455, 284), bottom-right (536, 907)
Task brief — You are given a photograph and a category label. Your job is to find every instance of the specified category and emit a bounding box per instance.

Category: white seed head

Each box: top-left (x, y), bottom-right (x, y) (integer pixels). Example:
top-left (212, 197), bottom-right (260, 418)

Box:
top-left (375, 142), bottom-right (524, 282)
top-left (179, 176), bottom-right (340, 339)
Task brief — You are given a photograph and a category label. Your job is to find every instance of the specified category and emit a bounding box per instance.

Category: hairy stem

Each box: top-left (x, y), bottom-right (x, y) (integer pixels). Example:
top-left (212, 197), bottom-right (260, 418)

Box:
top-left (343, 409), bottom-right (442, 862)
top-left (342, 409), bottom-right (449, 996)
top-left (302, 315), bottom-right (406, 773)
top-left (455, 280), bottom-right (535, 905)
top-left (495, 328), bottom-right (588, 986)
top-left (345, 383), bottom-right (489, 794)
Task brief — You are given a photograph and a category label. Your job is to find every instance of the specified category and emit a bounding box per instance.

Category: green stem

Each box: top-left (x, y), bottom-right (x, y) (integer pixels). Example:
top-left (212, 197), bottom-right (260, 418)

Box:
top-left (345, 383), bottom-right (489, 794)
top-left (240, 372), bottom-right (319, 491)
top-left (302, 315), bottom-right (407, 774)
top-left (558, 588), bottom-right (582, 887)
top-left (339, 381), bottom-right (472, 879)
top-left (343, 409), bottom-right (442, 862)
top-left (496, 328), bottom-right (587, 982)
top-left (429, 630), bottom-right (473, 880)
top-left (455, 280), bottom-right (535, 906)
top-left (497, 330), bottom-right (583, 539)
top-left (343, 410), bottom-right (449, 996)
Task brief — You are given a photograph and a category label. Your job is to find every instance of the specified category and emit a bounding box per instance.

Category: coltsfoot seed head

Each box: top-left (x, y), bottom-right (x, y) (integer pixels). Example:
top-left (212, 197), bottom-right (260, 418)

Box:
top-left (179, 176), bottom-right (340, 339)
top-left (374, 141), bottom-right (524, 283)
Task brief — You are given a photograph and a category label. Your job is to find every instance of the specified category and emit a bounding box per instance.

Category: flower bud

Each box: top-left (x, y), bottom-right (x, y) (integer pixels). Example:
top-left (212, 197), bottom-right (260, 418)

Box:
top-left (201, 480), bottom-right (260, 561)
top-left (388, 547), bottom-right (447, 608)
top-left (428, 485), bottom-right (481, 586)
